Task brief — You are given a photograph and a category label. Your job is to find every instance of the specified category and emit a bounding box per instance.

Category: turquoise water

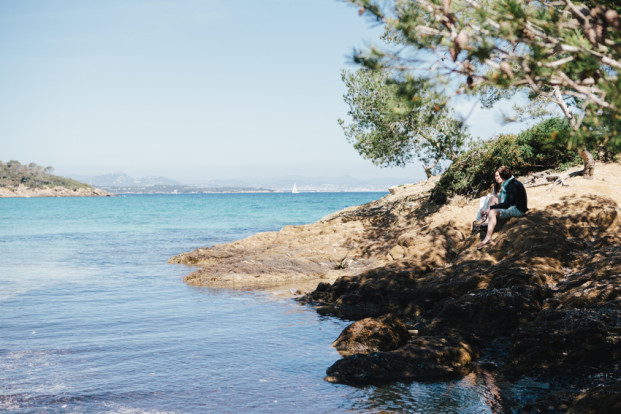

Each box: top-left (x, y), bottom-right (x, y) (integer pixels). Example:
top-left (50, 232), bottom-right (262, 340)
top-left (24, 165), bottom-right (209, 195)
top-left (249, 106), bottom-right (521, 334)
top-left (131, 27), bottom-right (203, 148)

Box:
top-left (0, 193), bottom-right (502, 413)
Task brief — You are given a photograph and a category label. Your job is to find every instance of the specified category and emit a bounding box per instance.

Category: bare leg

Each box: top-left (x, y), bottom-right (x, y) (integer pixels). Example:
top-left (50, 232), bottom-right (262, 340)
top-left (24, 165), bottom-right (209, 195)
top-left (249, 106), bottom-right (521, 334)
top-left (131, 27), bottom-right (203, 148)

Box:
top-left (481, 195), bottom-right (499, 224)
top-left (479, 209), bottom-right (497, 247)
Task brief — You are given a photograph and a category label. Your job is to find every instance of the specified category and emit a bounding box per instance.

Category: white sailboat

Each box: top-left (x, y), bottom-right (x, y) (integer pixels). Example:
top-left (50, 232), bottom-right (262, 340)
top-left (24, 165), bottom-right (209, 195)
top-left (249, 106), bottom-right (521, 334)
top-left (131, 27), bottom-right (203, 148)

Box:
top-left (291, 183), bottom-right (299, 194)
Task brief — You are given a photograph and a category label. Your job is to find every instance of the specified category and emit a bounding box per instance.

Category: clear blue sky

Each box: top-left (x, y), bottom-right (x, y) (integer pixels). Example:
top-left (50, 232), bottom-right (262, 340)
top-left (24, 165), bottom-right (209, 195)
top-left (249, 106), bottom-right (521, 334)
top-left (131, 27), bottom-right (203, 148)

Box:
top-left (0, 0), bottom-right (528, 184)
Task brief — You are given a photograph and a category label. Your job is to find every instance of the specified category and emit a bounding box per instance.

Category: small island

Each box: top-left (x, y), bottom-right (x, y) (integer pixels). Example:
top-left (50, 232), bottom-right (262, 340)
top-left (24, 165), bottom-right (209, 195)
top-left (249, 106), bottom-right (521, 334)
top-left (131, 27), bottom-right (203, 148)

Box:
top-left (0, 160), bottom-right (110, 198)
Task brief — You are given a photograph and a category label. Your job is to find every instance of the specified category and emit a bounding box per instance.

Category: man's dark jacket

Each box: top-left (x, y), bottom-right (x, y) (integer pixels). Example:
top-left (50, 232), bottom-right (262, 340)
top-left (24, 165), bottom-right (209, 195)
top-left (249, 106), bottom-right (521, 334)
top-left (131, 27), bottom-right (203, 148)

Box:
top-left (490, 178), bottom-right (528, 213)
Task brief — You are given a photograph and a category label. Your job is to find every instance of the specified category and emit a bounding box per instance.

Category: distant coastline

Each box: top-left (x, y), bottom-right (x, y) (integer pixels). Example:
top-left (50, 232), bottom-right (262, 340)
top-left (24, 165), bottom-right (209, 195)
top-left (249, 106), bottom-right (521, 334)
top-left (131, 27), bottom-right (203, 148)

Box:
top-left (71, 172), bottom-right (414, 193)
top-left (0, 161), bottom-right (111, 198)
top-left (0, 184), bottom-right (111, 198)
top-left (102, 185), bottom-right (390, 195)
top-left (101, 184), bottom-right (275, 195)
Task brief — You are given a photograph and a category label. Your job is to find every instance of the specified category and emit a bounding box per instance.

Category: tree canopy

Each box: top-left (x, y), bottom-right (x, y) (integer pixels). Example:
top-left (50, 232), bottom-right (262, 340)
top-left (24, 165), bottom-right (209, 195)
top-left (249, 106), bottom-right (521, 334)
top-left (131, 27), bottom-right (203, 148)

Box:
top-left (346, 0), bottom-right (621, 176)
top-left (339, 68), bottom-right (468, 177)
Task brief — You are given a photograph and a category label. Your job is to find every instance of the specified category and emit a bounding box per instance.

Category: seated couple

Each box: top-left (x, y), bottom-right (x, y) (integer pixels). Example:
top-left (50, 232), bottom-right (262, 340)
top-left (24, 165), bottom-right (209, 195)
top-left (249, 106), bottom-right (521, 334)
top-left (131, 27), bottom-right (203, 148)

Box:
top-left (475, 166), bottom-right (528, 249)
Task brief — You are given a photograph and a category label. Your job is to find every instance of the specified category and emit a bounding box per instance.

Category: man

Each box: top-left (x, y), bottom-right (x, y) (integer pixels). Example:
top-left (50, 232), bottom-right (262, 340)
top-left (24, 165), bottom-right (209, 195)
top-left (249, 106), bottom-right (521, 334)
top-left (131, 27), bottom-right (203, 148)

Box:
top-left (478, 165), bottom-right (528, 249)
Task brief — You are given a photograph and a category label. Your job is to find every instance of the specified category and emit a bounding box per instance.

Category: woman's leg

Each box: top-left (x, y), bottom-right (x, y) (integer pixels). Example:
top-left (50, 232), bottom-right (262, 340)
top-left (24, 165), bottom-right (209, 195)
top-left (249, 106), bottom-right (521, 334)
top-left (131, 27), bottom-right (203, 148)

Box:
top-left (481, 195), bottom-right (499, 224)
top-left (479, 209), bottom-right (498, 246)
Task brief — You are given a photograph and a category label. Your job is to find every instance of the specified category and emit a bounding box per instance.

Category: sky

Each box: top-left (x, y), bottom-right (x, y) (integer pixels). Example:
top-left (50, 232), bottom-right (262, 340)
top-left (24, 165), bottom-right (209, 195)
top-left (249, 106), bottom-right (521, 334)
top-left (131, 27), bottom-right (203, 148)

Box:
top-left (1, 0), bottom-right (533, 185)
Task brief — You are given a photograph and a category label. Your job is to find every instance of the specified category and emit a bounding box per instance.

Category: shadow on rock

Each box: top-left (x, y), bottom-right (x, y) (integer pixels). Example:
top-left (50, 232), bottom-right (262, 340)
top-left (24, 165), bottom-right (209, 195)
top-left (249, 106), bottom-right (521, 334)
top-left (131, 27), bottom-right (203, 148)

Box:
top-left (301, 194), bottom-right (620, 411)
top-left (325, 335), bottom-right (476, 385)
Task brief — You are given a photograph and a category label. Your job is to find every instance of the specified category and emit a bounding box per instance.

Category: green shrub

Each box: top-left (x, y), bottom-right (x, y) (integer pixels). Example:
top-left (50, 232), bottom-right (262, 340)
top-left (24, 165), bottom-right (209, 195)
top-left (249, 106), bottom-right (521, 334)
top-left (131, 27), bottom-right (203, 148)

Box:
top-left (430, 118), bottom-right (581, 203)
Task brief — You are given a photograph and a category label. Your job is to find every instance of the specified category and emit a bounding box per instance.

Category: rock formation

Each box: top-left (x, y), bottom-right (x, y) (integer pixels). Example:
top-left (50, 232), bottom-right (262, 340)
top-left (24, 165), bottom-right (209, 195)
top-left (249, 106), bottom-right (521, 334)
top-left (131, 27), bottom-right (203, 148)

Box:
top-left (0, 185), bottom-right (110, 198)
top-left (170, 162), bottom-right (621, 412)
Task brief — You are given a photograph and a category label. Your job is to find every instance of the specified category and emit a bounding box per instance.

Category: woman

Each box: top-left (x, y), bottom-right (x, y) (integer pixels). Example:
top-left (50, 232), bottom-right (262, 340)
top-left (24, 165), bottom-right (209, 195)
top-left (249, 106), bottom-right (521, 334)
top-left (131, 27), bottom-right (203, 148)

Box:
top-left (473, 170), bottom-right (504, 231)
top-left (477, 165), bottom-right (528, 249)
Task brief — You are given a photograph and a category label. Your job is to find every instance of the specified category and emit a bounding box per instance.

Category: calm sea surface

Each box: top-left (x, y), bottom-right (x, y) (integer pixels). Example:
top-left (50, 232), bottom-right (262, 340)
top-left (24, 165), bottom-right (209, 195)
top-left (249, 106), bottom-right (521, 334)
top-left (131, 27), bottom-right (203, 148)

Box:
top-left (0, 193), bottom-right (502, 413)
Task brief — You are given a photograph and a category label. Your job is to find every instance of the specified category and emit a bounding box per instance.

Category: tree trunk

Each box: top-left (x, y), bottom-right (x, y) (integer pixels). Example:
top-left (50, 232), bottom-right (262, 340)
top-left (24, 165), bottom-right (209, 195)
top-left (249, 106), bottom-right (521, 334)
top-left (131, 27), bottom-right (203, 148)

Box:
top-left (423, 167), bottom-right (433, 179)
top-left (423, 157), bottom-right (440, 179)
top-left (579, 148), bottom-right (595, 178)
top-left (553, 87), bottom-right (595, 177)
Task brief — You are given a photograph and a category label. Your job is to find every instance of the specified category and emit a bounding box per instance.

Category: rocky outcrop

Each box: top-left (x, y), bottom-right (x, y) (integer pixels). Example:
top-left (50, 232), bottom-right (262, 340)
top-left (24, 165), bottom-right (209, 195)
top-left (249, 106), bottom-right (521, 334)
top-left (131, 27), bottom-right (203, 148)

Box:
top-left (325, 335), bottom-right (476, 385)
top-left (331, 314), bottom-right (410, 356)
top-left (169, 175), bottom-right (443, 288)
top-left (170, 162), bottom-right (621, 412)
top-left (0, 185), bottom-right (111, 198)
top-left (302, 165), bottom-right (621, 411)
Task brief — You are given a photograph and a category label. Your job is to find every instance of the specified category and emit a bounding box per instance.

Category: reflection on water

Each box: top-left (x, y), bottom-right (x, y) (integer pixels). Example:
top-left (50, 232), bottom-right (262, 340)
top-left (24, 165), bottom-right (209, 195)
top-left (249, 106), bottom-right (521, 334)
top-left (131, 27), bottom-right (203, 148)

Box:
top-left (345, 371), bottom-right (505, 413)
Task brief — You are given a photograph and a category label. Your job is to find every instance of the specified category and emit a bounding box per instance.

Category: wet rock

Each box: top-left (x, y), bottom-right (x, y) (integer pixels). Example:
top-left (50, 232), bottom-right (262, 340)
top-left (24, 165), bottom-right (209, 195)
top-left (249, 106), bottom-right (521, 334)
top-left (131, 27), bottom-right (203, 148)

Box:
top-left (325, 336), bottom-right (475, 385)
top-left (332, 314), bottom-right (410, 356)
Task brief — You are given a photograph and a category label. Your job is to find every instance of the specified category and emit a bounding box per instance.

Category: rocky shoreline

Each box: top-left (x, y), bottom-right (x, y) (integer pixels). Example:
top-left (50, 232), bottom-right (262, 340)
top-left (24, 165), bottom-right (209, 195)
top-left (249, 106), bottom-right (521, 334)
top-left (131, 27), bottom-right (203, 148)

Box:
top-left (0, 185), bottom-right (111, 198)
top-left (170, 162), bottom-right (620, 413)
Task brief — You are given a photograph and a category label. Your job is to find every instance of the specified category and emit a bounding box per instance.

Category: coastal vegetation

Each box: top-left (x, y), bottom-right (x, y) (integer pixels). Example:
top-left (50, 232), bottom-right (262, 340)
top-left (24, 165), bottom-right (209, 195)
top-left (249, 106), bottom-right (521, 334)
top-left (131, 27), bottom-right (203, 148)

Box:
top-left (0, 160), bottom-right (90, 190)
top-left (430, 117), bottom-right (593, 202)
top-left (344, 0), bottom-right (621, 176)
top-left (0, 160), bottom-right (108, 197)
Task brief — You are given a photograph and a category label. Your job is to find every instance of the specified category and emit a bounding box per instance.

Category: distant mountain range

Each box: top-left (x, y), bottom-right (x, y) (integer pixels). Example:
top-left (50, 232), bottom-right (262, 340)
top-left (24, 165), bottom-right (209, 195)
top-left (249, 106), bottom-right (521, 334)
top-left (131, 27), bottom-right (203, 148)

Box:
top-left (198, 175), bottom-right (414, 192)
top-left (70, 172), bottom-right (418, 193)
top-left (72, 173), bottom-right (182, 188)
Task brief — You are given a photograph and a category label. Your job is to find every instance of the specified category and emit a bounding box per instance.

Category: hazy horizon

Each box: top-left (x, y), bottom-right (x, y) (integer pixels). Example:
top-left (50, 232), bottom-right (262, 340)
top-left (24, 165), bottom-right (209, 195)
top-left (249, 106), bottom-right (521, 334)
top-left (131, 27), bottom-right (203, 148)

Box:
top-left (2, 0), bottom-right (533, 185)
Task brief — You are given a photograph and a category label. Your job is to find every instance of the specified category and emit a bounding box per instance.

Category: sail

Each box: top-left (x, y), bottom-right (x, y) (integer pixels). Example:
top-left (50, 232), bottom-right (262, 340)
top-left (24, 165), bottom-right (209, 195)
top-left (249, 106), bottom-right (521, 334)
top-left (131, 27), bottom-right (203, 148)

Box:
top-left (292, 183), bottom-right (299, 194)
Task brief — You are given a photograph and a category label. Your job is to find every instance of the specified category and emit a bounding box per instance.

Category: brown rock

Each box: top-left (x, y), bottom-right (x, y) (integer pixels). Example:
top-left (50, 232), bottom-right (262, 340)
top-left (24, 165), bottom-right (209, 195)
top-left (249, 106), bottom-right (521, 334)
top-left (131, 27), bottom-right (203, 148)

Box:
top-left (509, 307), bottom-right (621, 377)
top-left (325, 335), bottom-right (475, 385)
top-left (332, 314), bottom-right (410, 356)
top-left (427, 287), bottom-right (543, 341)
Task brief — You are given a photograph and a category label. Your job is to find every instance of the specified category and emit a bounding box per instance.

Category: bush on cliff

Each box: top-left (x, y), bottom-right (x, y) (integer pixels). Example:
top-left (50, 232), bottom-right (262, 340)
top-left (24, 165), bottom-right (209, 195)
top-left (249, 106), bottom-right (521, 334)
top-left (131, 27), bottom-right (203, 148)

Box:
top-left (430, 118), bottom-right (581, 203)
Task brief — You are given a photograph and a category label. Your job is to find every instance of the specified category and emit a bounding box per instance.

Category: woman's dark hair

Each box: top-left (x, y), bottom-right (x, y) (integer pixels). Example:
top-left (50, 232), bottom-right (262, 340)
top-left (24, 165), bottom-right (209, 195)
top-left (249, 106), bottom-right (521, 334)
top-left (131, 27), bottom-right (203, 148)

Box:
top-left (492, 180), bottom-right (501, 194)
top-left (497, 165), bottom-right (512, 180)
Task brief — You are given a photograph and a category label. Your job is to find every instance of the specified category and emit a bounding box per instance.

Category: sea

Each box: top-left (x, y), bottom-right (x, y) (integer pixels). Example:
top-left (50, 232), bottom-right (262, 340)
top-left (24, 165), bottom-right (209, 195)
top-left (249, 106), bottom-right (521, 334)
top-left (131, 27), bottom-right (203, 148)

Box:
top-left (0, 193), bottom-right (504, 413)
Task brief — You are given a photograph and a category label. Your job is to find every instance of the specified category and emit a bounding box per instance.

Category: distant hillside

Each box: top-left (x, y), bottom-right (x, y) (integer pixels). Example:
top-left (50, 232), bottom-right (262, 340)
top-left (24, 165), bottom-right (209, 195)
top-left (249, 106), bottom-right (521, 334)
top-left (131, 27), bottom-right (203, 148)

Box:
top-left (70, 172), bottom-right (410, 192)
top-left (0, 161), bottom-right (109, 197)
top-left (0, 161), bottom-right (91, 189)
top-left (73, 172), bottom-right (182, 188)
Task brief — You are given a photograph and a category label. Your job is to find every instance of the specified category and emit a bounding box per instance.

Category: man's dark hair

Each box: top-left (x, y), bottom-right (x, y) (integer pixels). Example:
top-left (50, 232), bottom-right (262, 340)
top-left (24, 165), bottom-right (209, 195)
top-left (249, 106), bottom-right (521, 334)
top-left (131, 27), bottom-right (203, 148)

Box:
top-left (497, 165), bottom-right (512, 180)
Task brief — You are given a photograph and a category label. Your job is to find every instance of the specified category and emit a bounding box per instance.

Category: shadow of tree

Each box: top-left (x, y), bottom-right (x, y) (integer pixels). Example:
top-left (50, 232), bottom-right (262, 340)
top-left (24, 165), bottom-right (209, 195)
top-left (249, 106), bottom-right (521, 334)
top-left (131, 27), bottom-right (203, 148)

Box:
top-left (301, 189), bottom-right (620, 409)
top-left (302, 194), bottom-right (620, 355)
top-left (331, 195), bottom-right (445, 260)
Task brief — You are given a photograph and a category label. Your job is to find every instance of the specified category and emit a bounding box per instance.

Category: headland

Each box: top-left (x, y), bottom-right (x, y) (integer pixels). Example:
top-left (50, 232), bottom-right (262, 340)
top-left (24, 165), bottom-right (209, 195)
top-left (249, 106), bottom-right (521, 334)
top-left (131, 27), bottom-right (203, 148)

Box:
top-left (170, 161), bottom-right (620, 412)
